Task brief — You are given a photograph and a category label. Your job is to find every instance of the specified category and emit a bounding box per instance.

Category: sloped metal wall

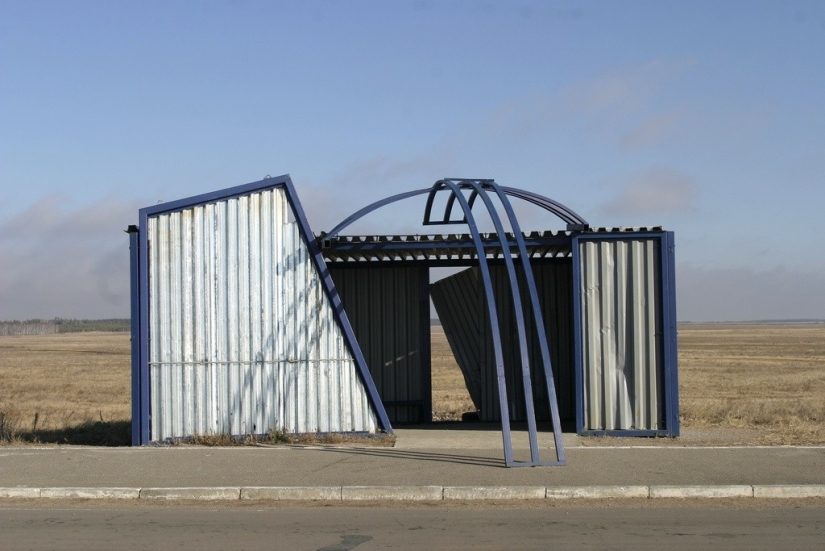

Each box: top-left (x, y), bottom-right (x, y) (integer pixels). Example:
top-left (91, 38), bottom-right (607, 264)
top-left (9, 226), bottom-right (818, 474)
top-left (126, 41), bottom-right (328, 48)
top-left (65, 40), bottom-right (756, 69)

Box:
top-left (329, 266), bottom-right (430, 423)
top-left (577, 238), bottom-right (664, 431)
top-left (430, 261), bottom-right (575, 422)
top-left (146, 187), bottom-right (378, 441)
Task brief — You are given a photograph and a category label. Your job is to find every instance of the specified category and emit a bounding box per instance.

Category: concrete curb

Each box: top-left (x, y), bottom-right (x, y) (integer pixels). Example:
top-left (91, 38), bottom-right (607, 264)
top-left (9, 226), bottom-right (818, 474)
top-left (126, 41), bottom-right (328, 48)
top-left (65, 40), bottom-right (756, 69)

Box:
top-left (753, 485), bottom-right (825, 498)
top-left (342, 486), bottom-right (443, 501)
top-left (444, 486), bottom-right (545, 500)
top-left (139, 487), bottom-right (241, 500)
top-left (650, 485), bottom-right (754, 499)
top-left (41, 488), bottom-right (140, 499)
top-left (546, 485), bottom-right (650, 499)
top-left (241, 486), bottom-right (342, 501)
top-left (1, 485), bottom-right (824, 502)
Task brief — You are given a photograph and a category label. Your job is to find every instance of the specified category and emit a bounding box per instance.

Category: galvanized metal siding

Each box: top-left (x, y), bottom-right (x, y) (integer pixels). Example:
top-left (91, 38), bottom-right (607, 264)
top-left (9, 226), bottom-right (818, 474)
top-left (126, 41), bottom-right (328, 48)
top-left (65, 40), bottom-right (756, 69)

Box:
top-left (579, 239), bottom-right (663, 431)
top-left (147, 188), bottom-right (377, 441)
top-left (431, 261), bottom-right (575, 422)
top-left (329, 267), bottom-right (429, 423)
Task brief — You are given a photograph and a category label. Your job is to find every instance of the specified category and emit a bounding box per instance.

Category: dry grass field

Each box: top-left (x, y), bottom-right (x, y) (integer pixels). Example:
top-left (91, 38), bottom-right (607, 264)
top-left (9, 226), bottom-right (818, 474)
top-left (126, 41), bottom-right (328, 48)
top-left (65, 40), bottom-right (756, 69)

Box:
top-left (0, 332), bottom-right (131, 445)
top-left (1, 323), bottom-right (823, 445)
top-left (678, 323), bottom-right (825, 445)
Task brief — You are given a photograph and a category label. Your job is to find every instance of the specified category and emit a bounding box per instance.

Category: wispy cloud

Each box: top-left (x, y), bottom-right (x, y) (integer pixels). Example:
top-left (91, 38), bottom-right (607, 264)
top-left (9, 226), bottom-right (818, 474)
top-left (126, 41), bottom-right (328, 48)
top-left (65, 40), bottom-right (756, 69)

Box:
top-left (561, 58), bottom-right (695, 113)
top-left (479, 57), bottom-right (695, 146)
top-left (619, 108), bottom-right (686, 149)
top-left (0, 195), bottom-right (141, 319)
top-left (601, 167), bottom-right (698, 218)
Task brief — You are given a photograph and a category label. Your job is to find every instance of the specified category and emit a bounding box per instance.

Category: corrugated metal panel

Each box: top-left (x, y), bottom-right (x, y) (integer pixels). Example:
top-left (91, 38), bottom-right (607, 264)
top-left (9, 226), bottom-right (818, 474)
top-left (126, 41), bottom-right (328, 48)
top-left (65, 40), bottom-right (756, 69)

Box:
top-left (431, 261), bottom-right (575, 422)
top-left (147, 187), bottom-right (378, 441)
top-left (329, 267), bottom-right (429, 423)
top-left (579, 239), bottom-right (663, 431)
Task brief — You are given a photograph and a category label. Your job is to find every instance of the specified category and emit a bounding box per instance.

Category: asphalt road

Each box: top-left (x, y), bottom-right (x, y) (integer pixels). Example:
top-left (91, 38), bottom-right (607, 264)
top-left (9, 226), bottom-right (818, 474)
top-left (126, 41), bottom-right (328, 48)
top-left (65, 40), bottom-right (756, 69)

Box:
top-left (2, 501), bottom-right (824, 550)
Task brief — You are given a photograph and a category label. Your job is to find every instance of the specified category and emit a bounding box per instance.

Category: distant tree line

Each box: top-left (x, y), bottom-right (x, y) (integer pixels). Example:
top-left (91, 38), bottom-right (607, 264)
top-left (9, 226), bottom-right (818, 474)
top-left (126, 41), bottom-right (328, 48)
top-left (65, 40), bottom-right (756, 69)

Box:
top-left (0, 318), bottom-right (130, 336)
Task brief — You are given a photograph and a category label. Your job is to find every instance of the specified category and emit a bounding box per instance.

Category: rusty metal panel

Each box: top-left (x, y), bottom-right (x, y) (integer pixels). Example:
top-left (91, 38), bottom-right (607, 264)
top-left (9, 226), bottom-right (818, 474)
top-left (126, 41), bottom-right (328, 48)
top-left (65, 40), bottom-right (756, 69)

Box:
top-left (578, 239), bottom-right (663, 431)
top-left (431, 261), bottom-right (575, 422)
top-left (329, 266), bottom-right (430, 423)
top-left (147, 187), bottom-right (377, 441)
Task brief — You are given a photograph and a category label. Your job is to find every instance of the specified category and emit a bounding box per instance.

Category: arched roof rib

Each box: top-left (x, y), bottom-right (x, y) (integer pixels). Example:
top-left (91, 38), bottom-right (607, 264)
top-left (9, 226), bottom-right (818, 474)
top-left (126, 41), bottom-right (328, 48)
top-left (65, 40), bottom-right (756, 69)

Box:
top-left (321, 179), bottom-right (589, 241)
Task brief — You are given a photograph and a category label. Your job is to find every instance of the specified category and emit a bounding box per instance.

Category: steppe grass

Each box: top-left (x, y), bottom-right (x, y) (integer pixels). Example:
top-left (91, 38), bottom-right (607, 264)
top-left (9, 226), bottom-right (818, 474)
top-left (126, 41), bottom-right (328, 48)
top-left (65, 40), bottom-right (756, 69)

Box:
top-left (678, 323), bottom-right (825, 444)
top-left (1, 323), bottom-right (823, 445)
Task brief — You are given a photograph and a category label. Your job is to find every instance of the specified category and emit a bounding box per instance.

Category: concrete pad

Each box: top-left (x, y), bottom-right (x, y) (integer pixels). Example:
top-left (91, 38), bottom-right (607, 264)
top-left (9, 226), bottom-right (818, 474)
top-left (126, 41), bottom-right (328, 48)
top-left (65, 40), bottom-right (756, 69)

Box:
top-left (341, 486), bottom-right (442, 501)
top-left (0, 488), bottom-right (40, 498)
top-left (393, 425), bottom-right (580, 450)
top-left (41, 488), bottom-right (140, 499)
top-left (650, 485), bottom-right (753, 498)
top-left (753, 485), bottom-right (825, 498)
top-left (139, 487), bottom-right (240, 500)
top-left (241, 487), bottom-right (342, 500)
top-left (546, 486), bottom-right (649, 499)
top-left (443, 486), bottom-right (545, 500)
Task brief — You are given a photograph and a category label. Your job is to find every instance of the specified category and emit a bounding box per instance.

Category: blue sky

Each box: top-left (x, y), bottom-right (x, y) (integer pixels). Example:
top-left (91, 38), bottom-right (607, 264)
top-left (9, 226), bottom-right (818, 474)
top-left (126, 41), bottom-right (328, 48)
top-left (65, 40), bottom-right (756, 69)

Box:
top-left (1, 0), bottom-right (823, 321)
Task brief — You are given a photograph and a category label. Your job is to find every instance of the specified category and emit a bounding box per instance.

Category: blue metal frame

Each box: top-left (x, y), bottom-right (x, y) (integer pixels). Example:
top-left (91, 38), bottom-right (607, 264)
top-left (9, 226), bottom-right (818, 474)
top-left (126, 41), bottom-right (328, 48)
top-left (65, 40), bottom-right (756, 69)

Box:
top-left (327, 178), bottom-right (567, 466)
top-left (130, 175), bottom-right (392, 445)
top-left (127, 226), bottom-right (143, 446)
top-left (460, 180), bottom-right (565, 466)
top-left (571, 231), bottom-right (679, 437)
top-left (323, 183), bottom-right (589, 240)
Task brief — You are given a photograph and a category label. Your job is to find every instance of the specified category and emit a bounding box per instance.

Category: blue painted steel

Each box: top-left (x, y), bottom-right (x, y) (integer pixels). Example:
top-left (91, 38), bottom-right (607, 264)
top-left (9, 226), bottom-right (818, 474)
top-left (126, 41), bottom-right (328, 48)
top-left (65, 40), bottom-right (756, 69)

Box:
top-left (463, 180), bottom-right (541, 463)
top-left (426, 179), bottom-right (516, 465)
top-left (422, 182), bottom-right (482, 225)
top-left (325, 188), bottom-right (431, 239)
top-left (421, 179), bottom-right (566, 466)
top-left (661, 231), bottom-right (680, 436)
top-left (321, 234), bottom-right (570, 252)
top-left (127, 226), bottom-right (143, 446)
top-left (137, 210), bottom-right (151, 445)
top-left (571, 230), bottom-right (679, 438)
top-left (324, 184), bottom-right (588, 240)
top-left (460, 180), bottom-right (564, 466)
top-left (500, 186), bottom-right (589, 230)
top-left (478, 181), bottom-right (566, 465)
top-left (133, 175), bottom-right (393, 444)
top-left (324, 178), bottom-right (574, 465)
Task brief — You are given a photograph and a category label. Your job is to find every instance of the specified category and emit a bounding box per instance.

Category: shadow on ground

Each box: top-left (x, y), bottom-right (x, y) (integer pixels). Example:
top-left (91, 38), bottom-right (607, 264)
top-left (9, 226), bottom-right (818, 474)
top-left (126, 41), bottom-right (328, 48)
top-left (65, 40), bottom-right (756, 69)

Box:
top-left (9, 420), bottom-right (131, 446)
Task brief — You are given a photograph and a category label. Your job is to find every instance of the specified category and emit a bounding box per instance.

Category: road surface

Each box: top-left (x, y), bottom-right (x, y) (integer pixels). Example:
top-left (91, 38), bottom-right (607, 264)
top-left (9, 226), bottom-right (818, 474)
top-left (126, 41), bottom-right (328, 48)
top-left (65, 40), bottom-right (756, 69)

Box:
top-left (1, 500), bottom-right (823, 550)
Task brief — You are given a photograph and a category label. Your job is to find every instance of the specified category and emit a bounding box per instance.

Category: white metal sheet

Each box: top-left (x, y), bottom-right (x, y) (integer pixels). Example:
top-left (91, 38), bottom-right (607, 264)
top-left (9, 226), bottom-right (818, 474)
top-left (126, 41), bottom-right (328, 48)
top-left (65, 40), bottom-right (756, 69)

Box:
top-left (147, 187), bottom-right (378, 441)
top-left (579, 239), bottom-right (663, 430)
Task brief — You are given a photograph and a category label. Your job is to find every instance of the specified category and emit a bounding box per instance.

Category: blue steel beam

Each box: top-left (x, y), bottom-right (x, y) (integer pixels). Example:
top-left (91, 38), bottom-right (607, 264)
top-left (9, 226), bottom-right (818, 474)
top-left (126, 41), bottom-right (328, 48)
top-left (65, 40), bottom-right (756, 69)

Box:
top-left (324, 184), bottom-right (587, 240)
top-left (459, 179), bottom-right (543, 465)
top-left (426, 179), bottom-right (516, 466)
top-left (478, 180), bottom-right (566, 465)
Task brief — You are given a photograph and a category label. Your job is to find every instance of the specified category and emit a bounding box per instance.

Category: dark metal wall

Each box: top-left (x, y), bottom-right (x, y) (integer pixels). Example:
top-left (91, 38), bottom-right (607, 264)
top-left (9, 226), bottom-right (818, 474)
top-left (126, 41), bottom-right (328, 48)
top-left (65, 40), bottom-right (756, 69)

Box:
top-left (329, 266), bottom-right (431, 423)
top-left (430, 260), bottom-right (575, 423)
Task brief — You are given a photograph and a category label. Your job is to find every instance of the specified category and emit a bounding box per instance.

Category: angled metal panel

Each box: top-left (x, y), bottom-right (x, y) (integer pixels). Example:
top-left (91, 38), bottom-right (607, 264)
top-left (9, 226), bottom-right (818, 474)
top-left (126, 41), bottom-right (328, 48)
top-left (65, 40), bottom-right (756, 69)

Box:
top-left (575, 234), bottom-right (670, 433)
top-left (329, 266), bottom-right (430, 423)
top-left (431, 262), bottom-right (575, 423)
top-left (430, 267), bottom-right (486, 412)
top-left (138, 180), bottom-right (382, 443)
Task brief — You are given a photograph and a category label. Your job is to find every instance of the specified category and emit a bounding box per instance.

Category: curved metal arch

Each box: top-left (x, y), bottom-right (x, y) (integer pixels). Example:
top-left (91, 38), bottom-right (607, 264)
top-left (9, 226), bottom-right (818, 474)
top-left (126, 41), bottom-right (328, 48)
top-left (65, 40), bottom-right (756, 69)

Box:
top-left (320, 177), bottom-right (574, 466)
top-left (427, 180), bottom-right (517, 464)
top-left (451, 179), bottom-right (564, 466)
top-left (322, 181), bottom-right (588, 239)
top-left (471, 180), bottom-right (566, 464)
